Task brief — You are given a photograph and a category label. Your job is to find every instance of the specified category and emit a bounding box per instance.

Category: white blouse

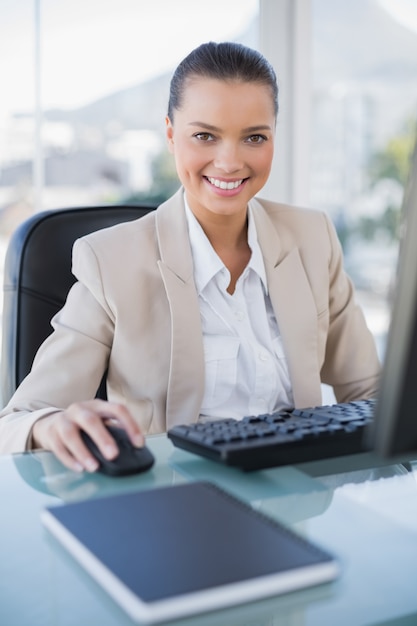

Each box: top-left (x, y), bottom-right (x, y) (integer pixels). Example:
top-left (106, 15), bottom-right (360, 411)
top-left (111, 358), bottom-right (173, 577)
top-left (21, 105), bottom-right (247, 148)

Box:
top-left (184, 198), bottom-right (294, 420)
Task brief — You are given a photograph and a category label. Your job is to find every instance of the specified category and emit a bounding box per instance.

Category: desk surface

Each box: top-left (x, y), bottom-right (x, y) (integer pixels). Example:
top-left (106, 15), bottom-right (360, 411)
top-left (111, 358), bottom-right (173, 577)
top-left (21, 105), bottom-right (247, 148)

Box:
top-left (1, 435), bottom-right (417, 626)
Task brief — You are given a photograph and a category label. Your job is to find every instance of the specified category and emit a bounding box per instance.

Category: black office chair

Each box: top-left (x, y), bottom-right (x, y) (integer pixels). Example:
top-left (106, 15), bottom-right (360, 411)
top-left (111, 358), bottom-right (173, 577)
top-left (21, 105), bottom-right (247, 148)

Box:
top-left (1, 204), bottom-right (156, 405)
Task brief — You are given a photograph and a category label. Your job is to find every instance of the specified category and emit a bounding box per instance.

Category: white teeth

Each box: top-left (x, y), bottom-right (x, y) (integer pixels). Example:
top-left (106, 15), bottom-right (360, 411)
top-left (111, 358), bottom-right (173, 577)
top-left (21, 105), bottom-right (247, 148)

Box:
top-left (207, 177), bottom-right (243, 190)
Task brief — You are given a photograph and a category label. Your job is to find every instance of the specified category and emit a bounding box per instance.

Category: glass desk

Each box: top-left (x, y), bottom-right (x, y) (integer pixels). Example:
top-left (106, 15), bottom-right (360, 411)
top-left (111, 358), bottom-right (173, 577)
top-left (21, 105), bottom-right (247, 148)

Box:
top-left (1, 435), bottom-right (417, 626)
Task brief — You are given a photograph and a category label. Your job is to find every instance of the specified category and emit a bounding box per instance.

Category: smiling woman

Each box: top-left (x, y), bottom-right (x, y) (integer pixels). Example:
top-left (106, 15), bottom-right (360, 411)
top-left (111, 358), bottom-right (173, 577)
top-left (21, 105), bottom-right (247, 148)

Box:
top-left (166, 78), bottom-right (275, 221)
top-left (165, 41), bottom-right (277, 226)
top-left (166, 76), bottom-right (275, 297)
top-left (0, 41), bottom-right (380, 473)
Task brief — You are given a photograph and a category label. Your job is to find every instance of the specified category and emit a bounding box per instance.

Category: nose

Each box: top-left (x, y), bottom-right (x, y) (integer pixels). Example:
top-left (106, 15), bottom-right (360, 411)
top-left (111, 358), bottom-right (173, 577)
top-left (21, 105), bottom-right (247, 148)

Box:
top-left (213, 141), bottom-right (244, 173)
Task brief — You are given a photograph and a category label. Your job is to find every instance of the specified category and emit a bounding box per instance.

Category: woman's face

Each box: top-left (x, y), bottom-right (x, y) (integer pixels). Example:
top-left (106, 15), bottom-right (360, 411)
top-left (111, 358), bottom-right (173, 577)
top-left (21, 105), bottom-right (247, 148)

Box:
top-left (166, 77), bottom-right (276, 222)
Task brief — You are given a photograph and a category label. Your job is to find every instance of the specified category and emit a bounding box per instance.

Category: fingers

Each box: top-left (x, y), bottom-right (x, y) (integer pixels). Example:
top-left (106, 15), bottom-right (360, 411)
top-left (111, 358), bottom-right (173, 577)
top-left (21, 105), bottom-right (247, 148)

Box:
top-left (64, 402), bottom-right (120, 472)
top-left (32, 400), bottom-right (144, 473)
top-left (33, 414), bottom-right (89, 473)
top-left (79, 399), bottom-right (144, 448)
top-left (47, 425), bottom-right (88, 473)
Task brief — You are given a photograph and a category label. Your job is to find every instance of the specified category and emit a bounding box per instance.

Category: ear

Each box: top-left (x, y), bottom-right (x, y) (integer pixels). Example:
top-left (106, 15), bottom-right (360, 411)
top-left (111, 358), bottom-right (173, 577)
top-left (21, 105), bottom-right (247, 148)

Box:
top-left (165, 116), bottom-right (175, 153)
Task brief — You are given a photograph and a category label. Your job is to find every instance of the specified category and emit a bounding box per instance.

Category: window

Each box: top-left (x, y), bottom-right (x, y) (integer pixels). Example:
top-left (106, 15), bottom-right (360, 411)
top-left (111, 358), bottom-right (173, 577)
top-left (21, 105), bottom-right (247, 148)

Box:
top-left (2, 0), bottom-right (416, 366)
top-left (0, 0), bottom-right (259, 339)
top-left (311, 0), bottom-right (417, 358)
top-left (0, 0), bottom-right (259, 226)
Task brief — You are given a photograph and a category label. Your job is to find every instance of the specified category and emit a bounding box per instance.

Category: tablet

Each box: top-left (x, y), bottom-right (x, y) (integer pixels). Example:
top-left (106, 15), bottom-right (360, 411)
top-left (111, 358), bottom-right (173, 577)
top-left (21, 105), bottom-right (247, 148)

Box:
top-left (41, 481), bottom-right (339, 624)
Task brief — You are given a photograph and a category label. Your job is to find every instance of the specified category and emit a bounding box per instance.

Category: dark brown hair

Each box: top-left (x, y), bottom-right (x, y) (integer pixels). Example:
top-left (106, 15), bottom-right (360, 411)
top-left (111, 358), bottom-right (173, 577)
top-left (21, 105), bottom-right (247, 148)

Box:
top-left (167, 41), bottom-right (278, 120)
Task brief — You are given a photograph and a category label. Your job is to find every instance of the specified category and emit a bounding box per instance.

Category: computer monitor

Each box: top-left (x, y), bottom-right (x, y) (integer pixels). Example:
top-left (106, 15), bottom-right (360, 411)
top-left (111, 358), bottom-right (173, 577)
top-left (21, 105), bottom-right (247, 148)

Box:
top-left (371, 135), bottom-right (417, 461)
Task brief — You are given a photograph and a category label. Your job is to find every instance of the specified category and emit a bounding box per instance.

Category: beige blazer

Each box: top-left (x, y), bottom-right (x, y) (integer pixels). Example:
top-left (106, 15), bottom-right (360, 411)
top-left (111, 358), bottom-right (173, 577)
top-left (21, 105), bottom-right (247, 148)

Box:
top-left (0, 189), bottom-right (380, 453)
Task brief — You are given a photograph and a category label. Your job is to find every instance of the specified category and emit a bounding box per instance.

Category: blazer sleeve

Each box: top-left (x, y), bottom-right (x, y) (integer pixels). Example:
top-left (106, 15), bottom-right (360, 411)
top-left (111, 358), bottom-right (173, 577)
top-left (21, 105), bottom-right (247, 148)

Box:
top-left (321, 213), bottom-right (381, 401)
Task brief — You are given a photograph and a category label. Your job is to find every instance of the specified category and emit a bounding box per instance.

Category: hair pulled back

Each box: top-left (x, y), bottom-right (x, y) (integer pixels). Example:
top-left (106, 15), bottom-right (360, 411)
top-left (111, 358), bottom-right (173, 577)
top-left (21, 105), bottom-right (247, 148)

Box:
top-left (167, 41), bottom-right (278, 120)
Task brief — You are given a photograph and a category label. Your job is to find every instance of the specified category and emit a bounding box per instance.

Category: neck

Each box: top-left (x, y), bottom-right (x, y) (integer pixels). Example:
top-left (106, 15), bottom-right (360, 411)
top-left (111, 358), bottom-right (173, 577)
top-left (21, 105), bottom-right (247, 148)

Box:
top-left (190, 207), bottom-right (249, 251)
top-left (206, 220), bottom-right (248, 252)
top-left (191, 208), bottom-right (251, 295)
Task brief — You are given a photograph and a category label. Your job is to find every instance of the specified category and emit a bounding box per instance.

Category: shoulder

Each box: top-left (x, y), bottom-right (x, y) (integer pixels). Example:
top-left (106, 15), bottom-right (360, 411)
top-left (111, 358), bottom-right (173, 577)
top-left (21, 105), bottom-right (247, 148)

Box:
top-left (71, 191), bottom-right (187, 285)
top-left (254, 196), bottom-right (330, 224)
top-left (252, 196), bottom-right (337, 247)
top-left (74, 190), bottom-right (184, 257)
top-left (78, 208), bottom-right (157, 251)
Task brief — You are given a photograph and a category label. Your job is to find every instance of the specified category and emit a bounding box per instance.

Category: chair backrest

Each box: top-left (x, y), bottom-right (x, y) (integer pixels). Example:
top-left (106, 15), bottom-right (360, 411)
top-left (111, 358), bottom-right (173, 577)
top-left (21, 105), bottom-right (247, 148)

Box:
top-left (1, 204), bottom-right (156, 405)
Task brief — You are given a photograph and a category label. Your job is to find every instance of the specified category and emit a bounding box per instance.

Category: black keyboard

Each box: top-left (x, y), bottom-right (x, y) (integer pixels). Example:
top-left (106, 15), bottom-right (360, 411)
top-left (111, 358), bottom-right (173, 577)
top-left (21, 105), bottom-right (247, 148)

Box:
top-left (167, 399), bottom-right (376, 471)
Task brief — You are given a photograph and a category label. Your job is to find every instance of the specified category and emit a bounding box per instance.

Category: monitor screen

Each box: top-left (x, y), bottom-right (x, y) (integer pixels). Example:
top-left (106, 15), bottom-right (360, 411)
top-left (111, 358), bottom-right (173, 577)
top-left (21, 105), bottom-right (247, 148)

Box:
top-left (371, 135), bottom-right (417, 461)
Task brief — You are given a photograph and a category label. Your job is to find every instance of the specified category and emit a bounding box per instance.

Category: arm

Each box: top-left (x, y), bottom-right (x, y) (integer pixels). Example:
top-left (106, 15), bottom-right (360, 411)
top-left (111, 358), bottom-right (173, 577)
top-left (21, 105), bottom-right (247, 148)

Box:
top-left (0, 241), bottom-right (144, 469)
top-left (321, 213), bottom-right (381, 401)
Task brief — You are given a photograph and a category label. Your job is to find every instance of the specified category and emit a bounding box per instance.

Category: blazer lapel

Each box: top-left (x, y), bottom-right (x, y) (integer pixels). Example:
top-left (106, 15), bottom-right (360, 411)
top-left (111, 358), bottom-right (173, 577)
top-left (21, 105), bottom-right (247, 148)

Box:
top-left (155, 190), bottom-right (205, 428)
top-left (252, 199), bottom-right (322, 408)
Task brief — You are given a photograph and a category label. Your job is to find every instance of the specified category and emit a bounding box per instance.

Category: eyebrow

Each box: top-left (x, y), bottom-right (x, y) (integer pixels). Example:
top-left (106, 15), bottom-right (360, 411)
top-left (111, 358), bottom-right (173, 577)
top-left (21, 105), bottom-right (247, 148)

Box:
top-left (188, 122), bottom-right (273, 133)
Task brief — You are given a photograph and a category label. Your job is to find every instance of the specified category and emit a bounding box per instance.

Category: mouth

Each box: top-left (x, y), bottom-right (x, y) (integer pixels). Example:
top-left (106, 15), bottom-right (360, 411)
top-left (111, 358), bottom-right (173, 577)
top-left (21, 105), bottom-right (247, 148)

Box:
top-left (204, 176), bottom-right (247, 190)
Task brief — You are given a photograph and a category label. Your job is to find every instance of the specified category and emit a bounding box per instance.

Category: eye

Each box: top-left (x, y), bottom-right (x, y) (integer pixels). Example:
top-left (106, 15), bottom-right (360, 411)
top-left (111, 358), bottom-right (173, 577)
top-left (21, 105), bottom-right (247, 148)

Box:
top-left (194, 132), bottom-right (215, 142)
top-left (245, 134), bottom-right (268, 144)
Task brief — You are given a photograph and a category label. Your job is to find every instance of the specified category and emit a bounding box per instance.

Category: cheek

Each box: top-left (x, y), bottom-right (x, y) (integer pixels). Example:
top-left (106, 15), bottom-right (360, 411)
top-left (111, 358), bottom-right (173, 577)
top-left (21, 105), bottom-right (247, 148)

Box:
top-left (171, 148), bottom-right (204, 187)
top-left (175, 143), bottom-right (207, 174)
top-left (256, 146), bottom-right (274, 177)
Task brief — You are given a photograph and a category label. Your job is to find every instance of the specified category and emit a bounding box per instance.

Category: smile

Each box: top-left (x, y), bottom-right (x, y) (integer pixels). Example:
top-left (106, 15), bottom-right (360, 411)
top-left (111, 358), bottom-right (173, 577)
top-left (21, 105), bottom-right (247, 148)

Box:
top-left (205, 177), bottom-right (245, 190)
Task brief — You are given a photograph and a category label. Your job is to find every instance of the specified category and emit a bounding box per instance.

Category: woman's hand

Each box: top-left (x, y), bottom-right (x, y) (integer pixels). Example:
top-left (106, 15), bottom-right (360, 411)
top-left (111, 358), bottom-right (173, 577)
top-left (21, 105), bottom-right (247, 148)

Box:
top-left (31, 400), bottom-right (144, 473)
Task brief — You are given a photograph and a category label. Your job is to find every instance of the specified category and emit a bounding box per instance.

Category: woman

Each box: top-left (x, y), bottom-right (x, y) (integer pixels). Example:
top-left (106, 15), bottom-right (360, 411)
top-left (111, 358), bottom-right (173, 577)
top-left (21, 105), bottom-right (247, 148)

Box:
top-left (0, 42), bottom-right (380, 471)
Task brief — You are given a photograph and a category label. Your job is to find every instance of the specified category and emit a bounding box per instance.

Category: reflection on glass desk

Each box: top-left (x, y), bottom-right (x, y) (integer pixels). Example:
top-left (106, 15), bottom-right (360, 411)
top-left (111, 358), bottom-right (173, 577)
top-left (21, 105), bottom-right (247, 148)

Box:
top-left (1, 434), bottom-right (417, 626)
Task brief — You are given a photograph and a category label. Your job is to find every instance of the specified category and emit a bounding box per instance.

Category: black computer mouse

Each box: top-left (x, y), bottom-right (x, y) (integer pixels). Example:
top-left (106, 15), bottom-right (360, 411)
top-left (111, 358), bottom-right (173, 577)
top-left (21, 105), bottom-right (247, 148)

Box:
top-left (80, 425), bottom-right (155, 477)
